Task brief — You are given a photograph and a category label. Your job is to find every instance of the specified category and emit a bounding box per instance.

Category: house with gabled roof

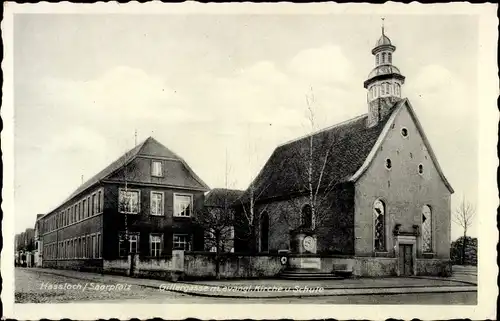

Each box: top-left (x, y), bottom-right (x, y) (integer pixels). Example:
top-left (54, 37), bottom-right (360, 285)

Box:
top-left (38, 136), bottom-right (209, 271)
top-left (236, 27), bottom-right (454, 277)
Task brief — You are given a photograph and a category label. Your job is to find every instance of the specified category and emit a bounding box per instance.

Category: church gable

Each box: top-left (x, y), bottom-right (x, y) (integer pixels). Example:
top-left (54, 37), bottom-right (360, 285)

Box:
top-left (350, 99), bottom-right (453, 194)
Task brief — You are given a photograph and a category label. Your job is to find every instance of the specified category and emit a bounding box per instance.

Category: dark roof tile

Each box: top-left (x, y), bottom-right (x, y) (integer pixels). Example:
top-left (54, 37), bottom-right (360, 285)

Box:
top-left (245, 103), bottom-right (399, 202)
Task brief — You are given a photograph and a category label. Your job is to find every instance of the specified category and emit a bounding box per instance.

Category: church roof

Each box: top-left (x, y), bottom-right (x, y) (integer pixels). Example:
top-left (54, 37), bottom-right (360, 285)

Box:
top-left (242, 100), bottom-right (402, 202)
top-left (243, 98), bottom-right (453, 204)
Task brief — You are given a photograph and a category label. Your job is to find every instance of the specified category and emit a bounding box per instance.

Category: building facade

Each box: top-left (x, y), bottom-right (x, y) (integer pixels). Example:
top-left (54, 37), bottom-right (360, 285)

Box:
top-left (38, 137), bottom-right (209, 271)
top-left (235, 27), bottom-right (453, 276)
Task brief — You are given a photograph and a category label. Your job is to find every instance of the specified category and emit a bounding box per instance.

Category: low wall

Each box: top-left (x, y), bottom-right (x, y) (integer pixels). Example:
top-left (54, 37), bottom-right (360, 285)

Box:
top-left (352, 257), bottom-right (397, 277)
top-left (43, 259), bottom-right (103, 273)
top-left (184, 253), bottom-right (283, 279)
top-left (103, 258), bottom-right (130, 275)
top-left (416, 258), bottom-right (452, 276)
top-left (134, 256), bottom-right (178, 279)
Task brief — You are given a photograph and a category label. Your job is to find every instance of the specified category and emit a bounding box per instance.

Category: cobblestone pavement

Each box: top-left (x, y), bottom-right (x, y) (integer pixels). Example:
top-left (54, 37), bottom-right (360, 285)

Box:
top-left (15, 267), bottom-right (477, 304)
top-left (15, 268), bottom-right (195, 303)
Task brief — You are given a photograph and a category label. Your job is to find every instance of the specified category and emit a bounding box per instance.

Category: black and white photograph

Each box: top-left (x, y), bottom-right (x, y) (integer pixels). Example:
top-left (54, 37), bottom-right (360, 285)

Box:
top-left (1, 2), bottom-right (497, 320)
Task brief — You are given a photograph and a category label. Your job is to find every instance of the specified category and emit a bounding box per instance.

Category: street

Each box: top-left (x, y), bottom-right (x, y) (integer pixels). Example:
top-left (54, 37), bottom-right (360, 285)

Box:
top-left (15, 267), bottom-right (477, 304)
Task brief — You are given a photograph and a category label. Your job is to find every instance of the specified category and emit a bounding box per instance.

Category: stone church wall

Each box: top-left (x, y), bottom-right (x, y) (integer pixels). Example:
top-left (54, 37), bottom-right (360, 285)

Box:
top-left (255, 184), bottom-right (355, 254)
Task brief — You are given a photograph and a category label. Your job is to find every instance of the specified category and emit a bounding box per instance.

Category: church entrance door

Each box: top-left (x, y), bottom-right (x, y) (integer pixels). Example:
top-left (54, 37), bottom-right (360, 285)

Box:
top-left (398, 244), bottom-right (413, 276)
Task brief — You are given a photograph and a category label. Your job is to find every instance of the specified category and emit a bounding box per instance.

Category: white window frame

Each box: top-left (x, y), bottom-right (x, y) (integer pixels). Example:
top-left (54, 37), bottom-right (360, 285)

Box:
top-left (150, 191), bottom-right (165, 216)
top-left (151, 160), bottom-right (163, 177)
top-left (173, 193), bottom-right (193, 217)
top-left (118, 232), bottom-right (140, 257)
top-left (150, 233), bottom-right (163, 256)
top-left (118, 188), bottom-right (141, 214)
top-left (173, 234), bottom-right (191, 251)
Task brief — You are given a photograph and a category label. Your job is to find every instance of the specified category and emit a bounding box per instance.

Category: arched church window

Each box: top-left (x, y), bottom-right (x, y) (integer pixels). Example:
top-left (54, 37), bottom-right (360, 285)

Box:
top-left (395, 83), bottom-right (401, 96)
top-left (422, 205), bottom-right (432, 252)
top-left (376, 54), bottom-right (379, 65)
top-left (260, 212), bottom-right (269, 252)
top-left (388, 53), bottom-right (392, 63)
top-left (382, 52), bottom-right (386, 64)
top-left (373, 199), bottom-right (386, 251)
top-left (418, 164), bottom-right (424, 175)
top-left (301, 204), bottom-right (313, 229)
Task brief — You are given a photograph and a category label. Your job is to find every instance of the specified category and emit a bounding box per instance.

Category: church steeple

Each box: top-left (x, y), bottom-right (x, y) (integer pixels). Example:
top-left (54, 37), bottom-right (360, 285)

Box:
top-left (364, 20), bottom-right (405, 127)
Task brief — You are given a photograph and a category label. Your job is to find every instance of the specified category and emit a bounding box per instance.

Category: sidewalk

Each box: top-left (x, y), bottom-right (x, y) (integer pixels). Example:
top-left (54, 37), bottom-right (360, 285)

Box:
top-left (27, 268), bottom-right (477, 299)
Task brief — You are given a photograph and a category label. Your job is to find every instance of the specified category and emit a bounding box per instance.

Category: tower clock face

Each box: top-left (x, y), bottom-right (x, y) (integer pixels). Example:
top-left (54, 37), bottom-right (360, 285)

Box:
top-left (303, 236), bottom-right (315, 252)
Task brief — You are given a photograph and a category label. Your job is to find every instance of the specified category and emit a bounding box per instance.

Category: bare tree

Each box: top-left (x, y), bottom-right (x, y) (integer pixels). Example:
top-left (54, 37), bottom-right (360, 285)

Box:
top-left (117, 140), bottom-right (140, 258)
top-left (285, 87), bottom-right (337, 231)
top-left (197, 150), bottom-right (239, 279)
top-left (235, 126), bottom-right (277, 254)
top-left (453, 196), bottom-right (476, 265)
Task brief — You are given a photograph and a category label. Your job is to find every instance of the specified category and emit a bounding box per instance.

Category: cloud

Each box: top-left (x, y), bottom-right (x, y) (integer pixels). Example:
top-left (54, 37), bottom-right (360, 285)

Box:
top-left (288, 45), bottom-right (354, 85)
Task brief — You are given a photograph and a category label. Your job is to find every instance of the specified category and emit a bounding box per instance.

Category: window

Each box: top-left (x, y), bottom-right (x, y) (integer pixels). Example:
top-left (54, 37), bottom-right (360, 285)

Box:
top-left (87, 235), bottom-right (91, 258)
top-left (119, 232), bottom-right (140, 256)
top-left (376, 54), bottom-right (379, 65)
top-left (119, 189), bottom-right (140, 214)
top-left (385, 159), bottom-right (392, 170)
top-left (78, 238), bottom-right (82, 258)
top-left (418, 164), bottom-right (424, 175)
top-left (100, 190), bottom-right (104, 212)
top-left (395, 83), bottom-right (401, 96)
top-left (83, 200), bottom-right (87, 218)
top-left (174, 194), bottom-right (192, 217)
top-left (151, 161), bottom-right (163, 177)
top-left (373, 199), bottom-right (386, 251)
top-left (382, 52), bottom-right (386, 63)
top-left (301, 204), bottom-right (313, 229)
top-left (97, 233), bottom-right (101, 258)
top-left (173, 234), bottom-right (190, 251)
top-left (150, 234), bottom-right (162, 256)
top-left (91, 194), bottom-right (96, 216)
top-left (98, 190), bottom-right (103, 213)
top-left (401, 127), bottom-right (408, 137)
top-left (92, 235), bottom-right (97, 258)
top-left (87, 197), bottom-right (91, 216)
top-left (388, 52), bottom-right (392, 63)
top-left (150, 192), bottom-right (164, 216)
top-left (82, 237), bottom-right (86, 258)
top-left (422, 205), bottom-right (432, 252)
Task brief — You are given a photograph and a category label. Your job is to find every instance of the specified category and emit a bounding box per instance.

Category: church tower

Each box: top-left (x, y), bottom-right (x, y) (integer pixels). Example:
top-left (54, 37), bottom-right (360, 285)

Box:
top-left (364, 21), bottom-right (405, 127)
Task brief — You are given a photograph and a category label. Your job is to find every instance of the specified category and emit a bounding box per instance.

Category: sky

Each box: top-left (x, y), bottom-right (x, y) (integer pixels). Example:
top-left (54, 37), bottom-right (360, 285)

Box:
top-left (13, 13), bottom-right (479, 240)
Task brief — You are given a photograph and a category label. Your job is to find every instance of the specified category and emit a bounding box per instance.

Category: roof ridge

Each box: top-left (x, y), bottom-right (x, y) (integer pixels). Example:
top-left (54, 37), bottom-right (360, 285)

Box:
top-left (277, 113), bottom-right (367, 148)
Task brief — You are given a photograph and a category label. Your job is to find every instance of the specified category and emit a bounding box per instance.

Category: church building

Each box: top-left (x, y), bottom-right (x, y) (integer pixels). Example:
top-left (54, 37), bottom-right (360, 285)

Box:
top-left (236, 26), bottom-right (454, 277)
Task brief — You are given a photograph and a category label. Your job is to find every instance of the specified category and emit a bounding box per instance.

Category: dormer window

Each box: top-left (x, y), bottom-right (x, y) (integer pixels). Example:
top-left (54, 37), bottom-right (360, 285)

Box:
top-left (151, 160), bottom-right (163, 177)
